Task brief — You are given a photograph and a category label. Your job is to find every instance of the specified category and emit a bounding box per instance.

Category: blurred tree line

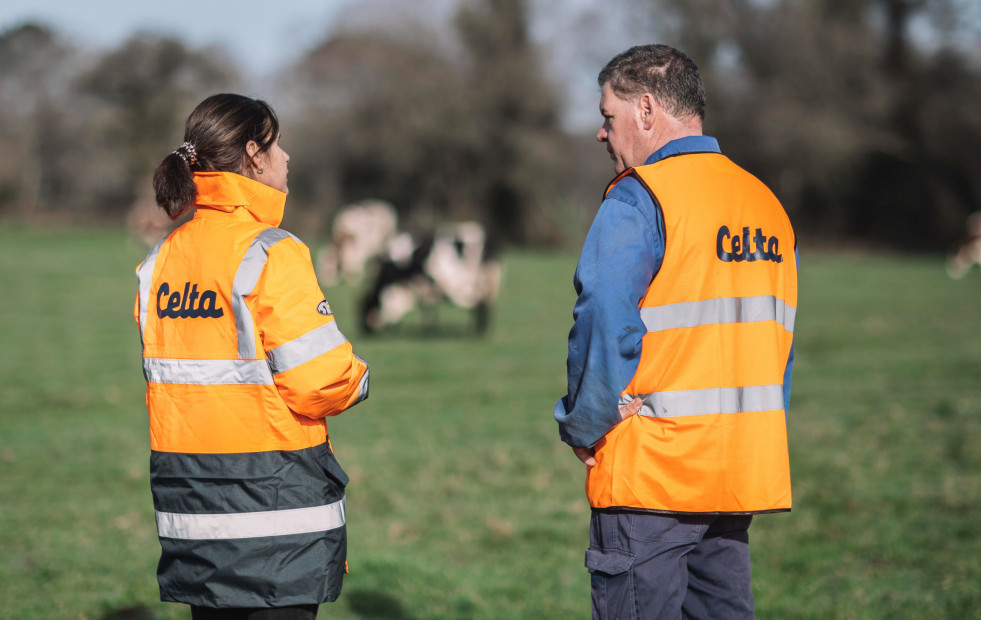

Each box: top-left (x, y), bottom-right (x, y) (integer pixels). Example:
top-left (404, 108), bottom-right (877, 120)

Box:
top-left (0, 0), bottom-right (979, 250)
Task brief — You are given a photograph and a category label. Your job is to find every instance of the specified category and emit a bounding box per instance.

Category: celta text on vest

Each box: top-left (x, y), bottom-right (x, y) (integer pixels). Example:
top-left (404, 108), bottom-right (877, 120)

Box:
top-left (716, 226), bottom-right (783, 263)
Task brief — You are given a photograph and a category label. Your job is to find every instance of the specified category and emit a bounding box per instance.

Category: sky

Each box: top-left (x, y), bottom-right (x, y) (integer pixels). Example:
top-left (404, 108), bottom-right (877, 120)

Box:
top-left (0, 0), bottom-right (637, 131)
top-left (4, 1), bottom-right (978, 132)
top-left (0, 0), bottom-right (360, 80)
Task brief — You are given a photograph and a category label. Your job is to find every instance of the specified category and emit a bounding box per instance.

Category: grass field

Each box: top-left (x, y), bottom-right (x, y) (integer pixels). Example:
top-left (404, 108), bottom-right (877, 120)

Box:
top-left (1, 226), bottom-right (979, 619)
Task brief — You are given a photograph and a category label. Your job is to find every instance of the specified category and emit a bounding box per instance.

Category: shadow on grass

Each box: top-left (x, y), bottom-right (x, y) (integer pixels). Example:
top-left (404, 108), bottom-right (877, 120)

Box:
top-left (347, 589), bottom-right (417, 619)
top-left (101, 605), bottom-right (156, 620)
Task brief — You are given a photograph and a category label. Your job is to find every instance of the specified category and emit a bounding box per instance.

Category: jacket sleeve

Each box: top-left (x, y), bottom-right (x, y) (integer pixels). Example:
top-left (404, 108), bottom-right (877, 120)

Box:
top-left (553, 177), bottom-right (665, 448)
top-left (783, 248), bottom-right (800, 415)
top-left (253, 233), bottom-right (369, 419)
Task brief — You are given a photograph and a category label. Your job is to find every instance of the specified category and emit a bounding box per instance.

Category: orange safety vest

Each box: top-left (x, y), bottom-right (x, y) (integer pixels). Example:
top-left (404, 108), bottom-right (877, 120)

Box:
top-left (134, 171), bottom-right (368, 607)
top-left (586, 152), bottom-right (797, 514)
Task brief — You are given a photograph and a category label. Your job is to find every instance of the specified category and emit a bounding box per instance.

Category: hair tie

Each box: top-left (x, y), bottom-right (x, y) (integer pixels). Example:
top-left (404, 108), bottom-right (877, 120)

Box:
top-left (173, 142), bottom-right (199, 166)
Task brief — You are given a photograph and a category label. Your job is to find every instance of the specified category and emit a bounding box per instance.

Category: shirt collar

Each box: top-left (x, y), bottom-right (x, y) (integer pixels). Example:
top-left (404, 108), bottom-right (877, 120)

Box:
top-left (191, 171), bottom-right (287, 227)
top-left (644, 135), bottom-right (721, 166)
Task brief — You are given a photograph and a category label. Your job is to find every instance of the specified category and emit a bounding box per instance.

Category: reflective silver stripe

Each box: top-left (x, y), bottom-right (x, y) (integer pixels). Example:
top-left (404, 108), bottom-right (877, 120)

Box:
top-left (231, 228), bottom-right (298, 360)
top-left (640, 295), bottom-right (796, 334)
top-left (156, 498), bottom-right (345, 540)
top-left (266, 321), bottom-right (348, 375)
top-left (624, 384), bottom-right (784, 418)
top-left (352, 355), bottom-right (370, 405)
top-left (143, 358), bottom-right (274, 385)
top-left (136, 236), bottom-right (169, 343)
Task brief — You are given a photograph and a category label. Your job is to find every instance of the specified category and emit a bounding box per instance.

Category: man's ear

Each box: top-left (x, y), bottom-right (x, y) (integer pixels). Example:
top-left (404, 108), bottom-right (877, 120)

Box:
top-left (638, 93), bottom-right (657, 131)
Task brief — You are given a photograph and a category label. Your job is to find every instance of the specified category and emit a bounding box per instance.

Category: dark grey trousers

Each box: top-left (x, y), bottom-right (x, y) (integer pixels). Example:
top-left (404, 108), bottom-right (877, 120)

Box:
top-left (587, 511), bottom-right (754, 620)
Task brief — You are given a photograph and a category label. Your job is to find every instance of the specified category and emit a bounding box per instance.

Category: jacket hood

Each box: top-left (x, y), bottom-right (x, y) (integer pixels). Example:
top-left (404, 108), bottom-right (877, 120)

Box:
top-left (192, 171), bottom-right (286, 227)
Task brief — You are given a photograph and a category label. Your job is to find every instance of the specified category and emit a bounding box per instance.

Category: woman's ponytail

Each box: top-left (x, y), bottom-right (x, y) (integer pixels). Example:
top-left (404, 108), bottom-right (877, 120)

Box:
top-left (153, 143), bottom-right (198, 220)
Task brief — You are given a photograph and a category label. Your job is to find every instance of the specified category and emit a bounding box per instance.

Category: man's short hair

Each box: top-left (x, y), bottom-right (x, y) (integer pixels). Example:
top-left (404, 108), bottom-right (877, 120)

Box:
top-left (598, 44), bottom-right (706, 121)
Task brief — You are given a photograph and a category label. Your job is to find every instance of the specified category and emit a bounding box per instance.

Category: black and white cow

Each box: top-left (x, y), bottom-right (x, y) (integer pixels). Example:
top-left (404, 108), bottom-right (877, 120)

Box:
top-left (359, 222), bottom-right (502, 334)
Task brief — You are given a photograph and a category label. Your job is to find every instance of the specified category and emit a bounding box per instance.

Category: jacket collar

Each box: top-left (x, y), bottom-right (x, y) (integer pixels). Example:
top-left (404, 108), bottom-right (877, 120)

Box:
top-left (644, 135), bottom-right (721, 165)
top-left (192, 171), bottom-right (286, 227)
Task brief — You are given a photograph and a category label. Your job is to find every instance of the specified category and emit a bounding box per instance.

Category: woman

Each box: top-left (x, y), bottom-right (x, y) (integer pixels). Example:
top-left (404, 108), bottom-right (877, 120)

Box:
top-left (135, 94), bottom-right (369, 620)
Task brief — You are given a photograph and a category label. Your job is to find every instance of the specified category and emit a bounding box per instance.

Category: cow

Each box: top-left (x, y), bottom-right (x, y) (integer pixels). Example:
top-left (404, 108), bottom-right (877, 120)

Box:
top-left (359, 221), bottom-right (502, 335)
top-left (126, 200), bottom-right (175, 247)
top-left (947, 211), bottom-right (981, 279)
top-left (316, 199), bottom-right (398, 287)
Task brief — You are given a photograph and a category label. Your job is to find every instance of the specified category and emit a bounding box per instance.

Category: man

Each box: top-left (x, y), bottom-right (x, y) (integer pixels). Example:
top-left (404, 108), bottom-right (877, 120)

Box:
top-left (554, 44), bottom-right (797, 620)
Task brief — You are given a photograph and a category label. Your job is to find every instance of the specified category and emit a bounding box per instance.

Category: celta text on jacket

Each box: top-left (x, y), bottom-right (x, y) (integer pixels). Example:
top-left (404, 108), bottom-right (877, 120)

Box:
top-left (156, 282), bottom-right (224, 318)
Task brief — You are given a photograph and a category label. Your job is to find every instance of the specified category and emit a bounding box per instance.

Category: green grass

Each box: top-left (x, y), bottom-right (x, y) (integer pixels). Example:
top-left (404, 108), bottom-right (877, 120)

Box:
top-left (1, 228), bottom-right (979, 619)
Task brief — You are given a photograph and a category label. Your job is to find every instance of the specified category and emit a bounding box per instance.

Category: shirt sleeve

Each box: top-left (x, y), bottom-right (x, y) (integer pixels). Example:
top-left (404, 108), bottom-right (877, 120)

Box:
top-left (253, 234), bottom-right (369, 419)
top-left (554, 177), bottom-right (665, 447)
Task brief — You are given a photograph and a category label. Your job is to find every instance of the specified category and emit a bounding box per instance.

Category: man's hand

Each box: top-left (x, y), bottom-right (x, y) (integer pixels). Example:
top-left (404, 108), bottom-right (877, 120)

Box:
top-left (571, 397), bottom-right (644, 466)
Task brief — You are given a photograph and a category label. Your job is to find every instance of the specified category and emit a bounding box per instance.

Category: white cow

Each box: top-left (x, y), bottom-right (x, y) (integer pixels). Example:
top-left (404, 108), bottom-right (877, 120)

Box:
top-left (127, 201), bottom-right (175, 247)
top-left (947, 211), bottom-right (981, 279)
top-left (316, 200), bottom-right (398, 286)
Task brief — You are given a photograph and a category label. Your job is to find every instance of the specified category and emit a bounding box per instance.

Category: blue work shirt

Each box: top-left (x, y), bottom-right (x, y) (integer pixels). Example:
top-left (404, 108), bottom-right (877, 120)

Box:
top-left (554, 136), bottom-right (796, 448)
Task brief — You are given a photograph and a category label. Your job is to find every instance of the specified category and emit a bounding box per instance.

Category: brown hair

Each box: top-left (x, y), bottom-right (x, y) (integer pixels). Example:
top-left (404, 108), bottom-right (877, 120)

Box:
top-left (598, 44), bottom-right (706, 121)
top-left (153, 94), bottom-right (280, 219)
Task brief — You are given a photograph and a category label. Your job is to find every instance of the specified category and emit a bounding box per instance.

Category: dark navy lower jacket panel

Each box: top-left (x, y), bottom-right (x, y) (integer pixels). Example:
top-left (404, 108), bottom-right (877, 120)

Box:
top-left (151, 441), bottom-right (349, 607)
top-left (151, 441), bottom-right (348, 513)
top-left (158, 527), bottom-right (347, 607)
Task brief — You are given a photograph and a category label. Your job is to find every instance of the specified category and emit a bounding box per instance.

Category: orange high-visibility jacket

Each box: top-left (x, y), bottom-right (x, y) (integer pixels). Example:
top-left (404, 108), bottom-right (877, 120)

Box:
top-left (134, 171), bottom-right (369, 607)
top-left (586, 153), bottom-right (797, 514)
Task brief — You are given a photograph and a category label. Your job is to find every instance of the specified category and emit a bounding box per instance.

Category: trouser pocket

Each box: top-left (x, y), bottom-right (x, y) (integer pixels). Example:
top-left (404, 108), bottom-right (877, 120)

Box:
top-left (586, 547), bottom-right (636, 620)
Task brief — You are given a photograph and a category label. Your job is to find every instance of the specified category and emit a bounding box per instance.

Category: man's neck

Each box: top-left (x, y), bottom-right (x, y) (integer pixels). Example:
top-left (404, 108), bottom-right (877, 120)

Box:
top-left (649, 116), bottom-right (703, 154)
